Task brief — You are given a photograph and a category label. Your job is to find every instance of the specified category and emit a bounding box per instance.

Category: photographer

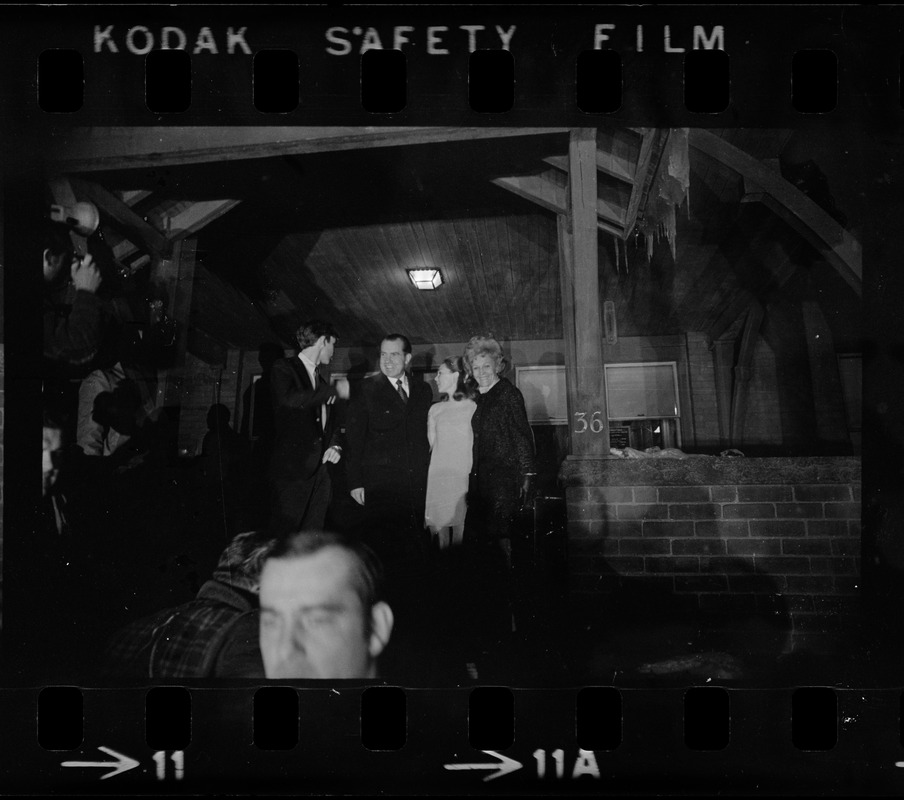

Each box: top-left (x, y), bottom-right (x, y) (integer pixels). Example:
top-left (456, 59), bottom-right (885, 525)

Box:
top-left (43, 220), bottom-right (103, 370)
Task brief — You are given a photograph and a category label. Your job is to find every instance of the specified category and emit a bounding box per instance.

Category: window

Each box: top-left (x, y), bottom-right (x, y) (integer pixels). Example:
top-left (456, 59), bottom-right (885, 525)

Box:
top-left (604, 362), bottom-right (681, 449)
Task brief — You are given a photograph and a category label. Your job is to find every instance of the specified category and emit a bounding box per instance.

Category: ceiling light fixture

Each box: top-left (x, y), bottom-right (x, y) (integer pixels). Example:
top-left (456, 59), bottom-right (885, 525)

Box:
top-left (407, 268), bottom-right (443, 290)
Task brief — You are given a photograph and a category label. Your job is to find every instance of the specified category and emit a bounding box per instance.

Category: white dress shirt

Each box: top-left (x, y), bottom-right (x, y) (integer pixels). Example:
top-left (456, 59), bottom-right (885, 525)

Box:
top-left (393, 373), bottom-right (411, 401)
top-left (299, 352), bottom-right (328, 431)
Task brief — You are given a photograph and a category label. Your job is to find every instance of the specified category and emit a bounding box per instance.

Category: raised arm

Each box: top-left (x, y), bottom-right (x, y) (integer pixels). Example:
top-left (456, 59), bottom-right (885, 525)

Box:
top-left (269, 359), bottom-right (336, 414)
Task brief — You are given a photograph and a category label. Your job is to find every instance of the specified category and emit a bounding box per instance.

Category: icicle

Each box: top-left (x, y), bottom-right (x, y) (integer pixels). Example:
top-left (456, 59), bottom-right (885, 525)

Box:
top-left (665, 204), bottom-right (678, 261)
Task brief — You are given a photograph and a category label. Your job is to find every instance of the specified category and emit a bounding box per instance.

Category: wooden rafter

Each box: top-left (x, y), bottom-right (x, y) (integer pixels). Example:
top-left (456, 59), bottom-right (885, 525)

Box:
top-left (542, 152), bottom-right (634, 186)
top-left (704, 235), bottom-right (802, 343)
top-left (117, 189), bottom-right (153, 206)
top-left (68, 177), bottom-right (168, 257)
top-left (690, 128), bottom-right (861, 295)
top-left (623, 128), bottom-right (669, 240)
top-left (50, 126), bottom-right (569, 173)
top-left (166, 199), bottom-right (242, 241)
top-left (491, 173), bottom-right (624, 237)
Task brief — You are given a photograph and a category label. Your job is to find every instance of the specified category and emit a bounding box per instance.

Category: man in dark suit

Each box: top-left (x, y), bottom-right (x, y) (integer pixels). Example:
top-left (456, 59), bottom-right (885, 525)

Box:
top-left (345, 333), bottom-right (432, 562)
top-left (268, 320), bottom-right (349, 538)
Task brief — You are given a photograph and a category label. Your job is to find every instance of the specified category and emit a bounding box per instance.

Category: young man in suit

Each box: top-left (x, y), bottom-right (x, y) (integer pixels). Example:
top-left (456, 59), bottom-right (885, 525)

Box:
top-left (345, 333), bottom-right (432, 569)
top-left (268, 320), bottom-right (349, 538)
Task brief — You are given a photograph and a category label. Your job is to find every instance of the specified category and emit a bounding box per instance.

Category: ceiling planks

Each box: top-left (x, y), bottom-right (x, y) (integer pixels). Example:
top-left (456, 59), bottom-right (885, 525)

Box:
top-left (52, 126), bottom-right (861, 354)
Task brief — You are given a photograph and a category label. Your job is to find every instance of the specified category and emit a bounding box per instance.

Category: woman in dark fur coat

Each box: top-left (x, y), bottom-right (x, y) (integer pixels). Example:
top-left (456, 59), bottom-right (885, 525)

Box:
top-left (460, 335), bottom-right (537, 660)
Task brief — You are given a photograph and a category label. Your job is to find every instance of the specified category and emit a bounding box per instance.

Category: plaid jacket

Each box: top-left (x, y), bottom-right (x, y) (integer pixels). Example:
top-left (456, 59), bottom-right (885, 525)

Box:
top-left (101, 531), bottom-right (274, 680)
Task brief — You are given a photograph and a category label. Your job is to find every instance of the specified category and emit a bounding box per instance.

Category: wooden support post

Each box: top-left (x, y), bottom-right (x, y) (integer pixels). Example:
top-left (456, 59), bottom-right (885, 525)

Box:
top-left (729, 302), bottom-right (765, 447)
top-left (151, 238), bottom-right (197, 416)
top-left (561, 128), bottom-right (609, 457)
top-left (711, 338), bottom-right (735, 447)
top-left (557, 215), bottom-right (577, 455)
top-left (801, 281), bottom-right (852, 453)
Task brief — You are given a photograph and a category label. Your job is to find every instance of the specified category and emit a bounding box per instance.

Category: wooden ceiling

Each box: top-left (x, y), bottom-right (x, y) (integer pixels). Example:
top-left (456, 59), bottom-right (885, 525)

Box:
top-left (49, 125), bottom-right (863, 355)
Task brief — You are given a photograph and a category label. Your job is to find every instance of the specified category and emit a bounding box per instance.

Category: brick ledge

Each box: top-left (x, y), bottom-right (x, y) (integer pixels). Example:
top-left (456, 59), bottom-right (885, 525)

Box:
top-left (559, 456), bottom-right (861, 487)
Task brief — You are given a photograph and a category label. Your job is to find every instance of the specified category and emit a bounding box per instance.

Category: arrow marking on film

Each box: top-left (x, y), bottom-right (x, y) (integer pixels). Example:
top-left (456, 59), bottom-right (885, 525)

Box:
top-left (61, 746), bottom-right (140, 780)
top-left (443, 750), bottom-right (523, 782)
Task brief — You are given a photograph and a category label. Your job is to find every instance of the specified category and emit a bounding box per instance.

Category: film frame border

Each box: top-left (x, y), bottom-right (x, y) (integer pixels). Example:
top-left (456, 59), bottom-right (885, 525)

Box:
top-left (3, 2), bottom-right (903, 794)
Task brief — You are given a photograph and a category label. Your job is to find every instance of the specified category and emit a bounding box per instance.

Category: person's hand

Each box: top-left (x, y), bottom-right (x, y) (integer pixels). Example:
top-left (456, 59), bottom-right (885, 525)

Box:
top-left (322, 446), bottom-right (342, 464)
top-left (334, 381), bottom-right (350, 401)
top-left (71, 254), bottom-right (101, 294)
top-left (519, 474), bottom-right (536, 509)
top-left (351, 487), bottom-right (365, 506)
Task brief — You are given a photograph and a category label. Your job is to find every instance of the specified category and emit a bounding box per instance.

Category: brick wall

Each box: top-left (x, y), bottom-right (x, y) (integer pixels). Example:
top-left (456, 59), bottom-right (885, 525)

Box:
top-left (561, 456), bottom-right (861, 654)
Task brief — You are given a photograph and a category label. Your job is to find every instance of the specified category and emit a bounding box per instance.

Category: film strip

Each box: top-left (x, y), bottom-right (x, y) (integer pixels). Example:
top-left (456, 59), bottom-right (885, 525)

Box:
top-left (4, 3), bottom-right (904, 794)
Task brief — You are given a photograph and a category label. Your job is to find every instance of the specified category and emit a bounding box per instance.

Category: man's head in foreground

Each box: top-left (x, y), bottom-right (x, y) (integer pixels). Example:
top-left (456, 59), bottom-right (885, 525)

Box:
top-left (42, 418), bottom-right (63, 497)
top-left (258, 531), bottom-right (393, 679)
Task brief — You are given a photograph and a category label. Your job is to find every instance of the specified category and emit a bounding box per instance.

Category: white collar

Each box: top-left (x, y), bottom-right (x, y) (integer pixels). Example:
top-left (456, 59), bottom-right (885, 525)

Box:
top-left (299, 352), bottom-right (318, 378)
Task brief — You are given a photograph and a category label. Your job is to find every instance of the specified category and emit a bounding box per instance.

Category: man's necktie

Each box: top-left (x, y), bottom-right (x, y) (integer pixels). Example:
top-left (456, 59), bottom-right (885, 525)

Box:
top-left (396, 378), bottom-right (408, 403)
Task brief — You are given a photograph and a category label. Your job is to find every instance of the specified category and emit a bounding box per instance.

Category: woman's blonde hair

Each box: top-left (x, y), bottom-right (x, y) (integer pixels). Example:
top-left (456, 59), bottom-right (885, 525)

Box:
top-left (463, 334), bottom-right (507, 376)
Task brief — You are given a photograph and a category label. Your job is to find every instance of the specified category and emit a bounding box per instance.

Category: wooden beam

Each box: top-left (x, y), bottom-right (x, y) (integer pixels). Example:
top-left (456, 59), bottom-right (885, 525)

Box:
top-left (557, 214), bottom-right (578, 457)
top-left (543, 151), bottom-right (634, 185)
top-left (729, 301), bottom-right (765, 446)
top-left (112, 240), bottom-right (139, 261)
top-left (623, 128), bottom-right (667, 240)
top-left (801, 280), bottom-right (852, 453)
top-left (704, 237), bottom-right (801, 343)
top-left (491, 173), bottom-right (625, 236)
top-left (50, 126), bottom-right (569, 173)
top-left (166, 199), bottom-right (242, 240)
top-left (192, 262), bottom-right (282, 348)
top-left (187, 325), bottom-right (228, 367)
top-left (690, 128), bottom-right (862, 294)
top-left (151, 239), bottom-right (197, 412)
top-left (118, 189), bottom-right (153, 206)
top-left (492, 173), bottom-right (564, 216)
top-left (68, 176), bottom-right (169, 256)
top-left (565, 128), bottom-right (609, 457)
top-left (711, 338), bottom-right (735, 446)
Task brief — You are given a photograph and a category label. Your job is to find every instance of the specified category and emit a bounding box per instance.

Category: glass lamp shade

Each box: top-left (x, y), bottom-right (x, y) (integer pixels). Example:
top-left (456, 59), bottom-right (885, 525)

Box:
top-left (407, 269), bottom-right (443, 290)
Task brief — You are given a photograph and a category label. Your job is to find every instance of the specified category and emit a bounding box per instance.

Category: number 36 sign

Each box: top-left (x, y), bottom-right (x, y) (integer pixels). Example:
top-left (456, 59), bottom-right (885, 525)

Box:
top-left (573, 411), bottom-right (605, 433)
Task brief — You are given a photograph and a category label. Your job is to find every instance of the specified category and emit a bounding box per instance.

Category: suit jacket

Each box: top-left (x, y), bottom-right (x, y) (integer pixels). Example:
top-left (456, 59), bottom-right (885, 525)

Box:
top-left (344, 372), bottom-right (432, 496)
top-left (268, 355), bottom-right (340, 482)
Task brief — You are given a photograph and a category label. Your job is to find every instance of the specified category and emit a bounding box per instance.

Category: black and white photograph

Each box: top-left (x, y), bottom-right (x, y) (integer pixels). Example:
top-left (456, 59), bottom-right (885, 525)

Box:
top-left (25, 122), bottom-right (875, 689)
top-left (1, 3), bottom-right (903, 794)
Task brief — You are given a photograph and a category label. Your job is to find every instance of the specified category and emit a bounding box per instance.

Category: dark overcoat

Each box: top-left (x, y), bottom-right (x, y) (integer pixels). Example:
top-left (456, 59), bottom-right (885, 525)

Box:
top-left (344, 372), bottom-right (432, 524)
